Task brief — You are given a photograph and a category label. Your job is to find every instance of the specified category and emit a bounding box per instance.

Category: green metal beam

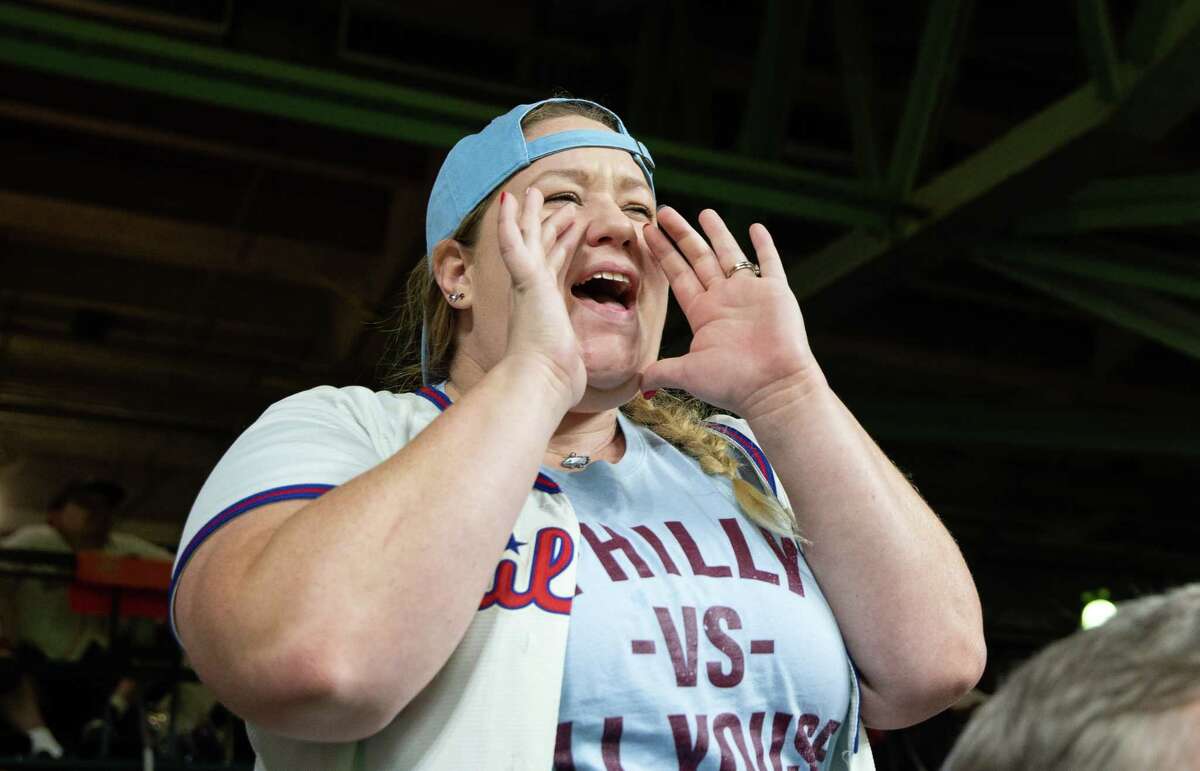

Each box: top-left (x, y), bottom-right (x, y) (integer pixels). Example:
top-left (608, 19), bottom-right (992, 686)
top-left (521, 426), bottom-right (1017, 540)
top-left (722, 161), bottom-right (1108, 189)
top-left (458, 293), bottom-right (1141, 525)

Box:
top-left (335, 0), bottom-right (539, 104)
top-left (853, 397), bottom-right (1200, 455)
top-left (794, 0), bottom-right (1200, 305)
top-left (978, 242), bottom-right (1200, 299)
top-left (650, 169), bottom-right (885, 227)
top-left (1126, 0), bottom-right (1179, 64)
top-left (834, 0), bottom-right (882, 183)
top-left (1076, 0), bottom-right (1124, 100)
top-left (1017, 173), bottom-right (1200, 232)
top-left (665, 0), bottom-right (715, 148)
top-left (1071, 172), bottom-right (1200, 201)
top-left (1114, 0), bottom-right (1200, 138)
top-left (975, 256), bottom-right (1200, 359)
top-left (1018, 200), bottom-right (1200, 232)
top-left (628, 2), bottom-right (669, 136)
top-left (37, 0), bottom-right (232, 37)
top-left (0, 3), bottom-right (492, 122)
top-left (887, 0), bottom-right (974, 195)
top-left (0, 2), bottom-right (904, 229)
top-left (1075, 171), bottom-right (1200, 201)
top-left (724, 0), bottom-right (809, 259)
top-left (738, 0), bottom-right (808, 160)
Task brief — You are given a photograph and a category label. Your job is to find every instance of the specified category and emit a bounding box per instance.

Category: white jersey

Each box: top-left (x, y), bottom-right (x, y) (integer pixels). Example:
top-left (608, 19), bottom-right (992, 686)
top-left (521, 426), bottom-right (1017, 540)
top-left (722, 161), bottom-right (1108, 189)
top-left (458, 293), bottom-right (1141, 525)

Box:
top-left (170, 385), bottom-right (873, 771)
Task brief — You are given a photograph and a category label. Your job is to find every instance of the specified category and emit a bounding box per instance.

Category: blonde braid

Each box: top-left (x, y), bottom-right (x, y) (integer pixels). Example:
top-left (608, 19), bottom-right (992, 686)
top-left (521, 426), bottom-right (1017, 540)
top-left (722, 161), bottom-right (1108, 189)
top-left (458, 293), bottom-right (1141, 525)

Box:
top-left (622, 391), bottom-right (802, 540)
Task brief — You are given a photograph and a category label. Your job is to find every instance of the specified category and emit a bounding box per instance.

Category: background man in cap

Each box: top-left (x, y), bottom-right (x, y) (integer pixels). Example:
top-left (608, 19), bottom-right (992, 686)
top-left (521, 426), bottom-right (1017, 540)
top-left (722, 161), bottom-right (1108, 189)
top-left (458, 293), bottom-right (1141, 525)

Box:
top-left (0, 479), bottom-right (172, 758)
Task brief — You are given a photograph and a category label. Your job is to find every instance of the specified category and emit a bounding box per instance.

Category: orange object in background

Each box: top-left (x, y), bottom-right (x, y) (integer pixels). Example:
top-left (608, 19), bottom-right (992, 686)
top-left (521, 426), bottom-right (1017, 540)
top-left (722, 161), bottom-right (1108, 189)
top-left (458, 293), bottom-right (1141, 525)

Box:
top-left (68, 551), bottom-right (173, 621)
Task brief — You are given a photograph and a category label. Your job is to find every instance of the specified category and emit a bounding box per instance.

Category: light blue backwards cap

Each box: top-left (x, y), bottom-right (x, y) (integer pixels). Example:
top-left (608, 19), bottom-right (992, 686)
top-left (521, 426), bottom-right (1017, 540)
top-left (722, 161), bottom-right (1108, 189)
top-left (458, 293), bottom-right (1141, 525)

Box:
top-left (420, 98), bottom-right (655, 384)
top-left (424, 98), bottom-right (655, 256)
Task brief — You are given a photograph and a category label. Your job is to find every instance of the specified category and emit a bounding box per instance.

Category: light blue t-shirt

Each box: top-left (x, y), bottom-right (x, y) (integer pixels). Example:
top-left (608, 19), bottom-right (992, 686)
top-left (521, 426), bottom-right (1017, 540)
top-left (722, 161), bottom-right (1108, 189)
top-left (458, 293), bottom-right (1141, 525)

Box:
top-left (551, 411), bottom-right (852, 771)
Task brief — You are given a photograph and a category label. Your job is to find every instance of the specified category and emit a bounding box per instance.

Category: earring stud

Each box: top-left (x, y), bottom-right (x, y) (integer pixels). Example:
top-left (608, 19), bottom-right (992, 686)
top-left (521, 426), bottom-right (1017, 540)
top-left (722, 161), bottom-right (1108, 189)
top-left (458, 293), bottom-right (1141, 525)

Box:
top-left (447, 292), bottom-right (464, 303)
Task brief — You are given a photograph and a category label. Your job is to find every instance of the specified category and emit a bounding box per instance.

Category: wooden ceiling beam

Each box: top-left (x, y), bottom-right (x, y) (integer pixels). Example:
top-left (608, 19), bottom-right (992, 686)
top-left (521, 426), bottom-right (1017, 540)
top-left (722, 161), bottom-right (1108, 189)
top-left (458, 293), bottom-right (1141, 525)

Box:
top-left (0, 189), bottom-right (384, 366)
top-left (0, 331), bottom-right (319, 395)
top-left (0, 189), bottom-right (376, 305)
top-left (2, 240), bottom-right (327, 336)
top-left (0, 409), bottom-right (228, 472)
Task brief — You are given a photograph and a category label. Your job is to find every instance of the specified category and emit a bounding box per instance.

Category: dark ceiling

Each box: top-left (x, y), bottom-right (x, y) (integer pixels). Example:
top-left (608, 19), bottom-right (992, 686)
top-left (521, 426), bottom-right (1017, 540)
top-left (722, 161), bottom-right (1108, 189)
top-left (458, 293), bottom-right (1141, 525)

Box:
top-left (1, 0), bottom-right (1198, 760)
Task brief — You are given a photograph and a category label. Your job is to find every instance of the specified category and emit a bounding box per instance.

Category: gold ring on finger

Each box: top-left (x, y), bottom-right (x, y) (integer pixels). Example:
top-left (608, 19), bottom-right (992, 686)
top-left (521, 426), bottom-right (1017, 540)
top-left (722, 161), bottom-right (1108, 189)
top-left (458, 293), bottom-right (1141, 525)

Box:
top-left (725, 260), bottom-right (761, 278)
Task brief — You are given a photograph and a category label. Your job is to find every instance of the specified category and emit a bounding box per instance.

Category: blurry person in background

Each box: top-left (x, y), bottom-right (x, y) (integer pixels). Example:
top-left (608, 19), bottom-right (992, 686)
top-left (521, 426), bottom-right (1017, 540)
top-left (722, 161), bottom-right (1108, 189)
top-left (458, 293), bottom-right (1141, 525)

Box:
top-left (0, 479), bottom-right (172, 758)
top-left (942, 583), bottom-right (1200, 771)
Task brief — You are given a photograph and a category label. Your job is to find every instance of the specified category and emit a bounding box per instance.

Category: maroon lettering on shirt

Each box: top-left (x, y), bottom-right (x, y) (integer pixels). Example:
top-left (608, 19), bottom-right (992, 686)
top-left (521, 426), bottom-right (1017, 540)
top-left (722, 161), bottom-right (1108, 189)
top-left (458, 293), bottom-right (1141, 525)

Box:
top-left (811, 719), bottom-right (841, 763)
top-left (601, 716), bottom-right (625, 771)
top-left (668, 714), bottom-right (709, 771)
top-left (750, 639), bottom-right (776, 655)
top-left (749, 711), bottom-right (791, 771)
top-left (661, 712), bottom-right (841, 771)
top-left (793, 713), bottom-right (820, 769)
top-left (553, 722), bottom-right (575, 771)
top-left (703, 606), bottom-right (745, 688)
top-left (632, 524), bottom-right (682, 575)
top-left (720, 518), bottom-right (781, 587)
top-left (758, 527), bottom-right (806, 597)
top-left (631, 639), bottom-right (656, 654)
top-left (654, 606), bottom-right (699, 686)
top-left (666, 521), bottom-right (733, 578)
top-left (580, 523), bottom-right (655, 582)
top-left (712, 713), bottom-right (748, 771)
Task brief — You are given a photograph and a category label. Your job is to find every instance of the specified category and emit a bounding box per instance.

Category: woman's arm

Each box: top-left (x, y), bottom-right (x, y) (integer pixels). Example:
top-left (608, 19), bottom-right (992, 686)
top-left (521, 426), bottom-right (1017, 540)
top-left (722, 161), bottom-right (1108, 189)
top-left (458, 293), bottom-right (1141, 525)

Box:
top-left (175, 358), bottom-right (574, 741)
top-left (639, 207), bottom-right (985, 729)
top-left (741, 372), bottom-right (985, 729)
top-left (176, 189), bottom-right (586, 742)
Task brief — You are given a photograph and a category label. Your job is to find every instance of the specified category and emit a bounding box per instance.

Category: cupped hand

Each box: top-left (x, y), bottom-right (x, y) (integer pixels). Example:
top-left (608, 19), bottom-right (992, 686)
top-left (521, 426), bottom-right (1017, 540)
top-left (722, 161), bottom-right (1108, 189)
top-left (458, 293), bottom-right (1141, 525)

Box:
top-left (496, 187), bottom-right (589, 407)
top-left (640, 207), bottom-right (822, 417)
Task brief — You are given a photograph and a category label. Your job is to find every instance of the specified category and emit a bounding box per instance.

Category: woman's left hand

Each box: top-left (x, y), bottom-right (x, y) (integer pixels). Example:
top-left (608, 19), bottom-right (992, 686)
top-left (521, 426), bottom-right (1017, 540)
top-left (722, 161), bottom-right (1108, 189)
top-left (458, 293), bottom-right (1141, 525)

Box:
top-left (640, 207), bottom-right (821, 416)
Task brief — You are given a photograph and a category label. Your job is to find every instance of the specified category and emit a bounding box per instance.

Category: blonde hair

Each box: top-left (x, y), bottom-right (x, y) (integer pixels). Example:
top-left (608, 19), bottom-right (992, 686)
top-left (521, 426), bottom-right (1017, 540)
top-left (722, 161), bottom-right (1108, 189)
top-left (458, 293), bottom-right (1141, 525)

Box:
top-left (381, 100), bottom-right (799, 538)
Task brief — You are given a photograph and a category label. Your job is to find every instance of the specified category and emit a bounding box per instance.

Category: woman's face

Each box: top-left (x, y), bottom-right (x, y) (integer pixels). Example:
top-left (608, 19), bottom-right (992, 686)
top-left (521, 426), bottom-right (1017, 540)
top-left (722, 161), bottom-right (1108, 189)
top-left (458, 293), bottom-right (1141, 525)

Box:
top-left (454, 114), bottom-right (669, 407)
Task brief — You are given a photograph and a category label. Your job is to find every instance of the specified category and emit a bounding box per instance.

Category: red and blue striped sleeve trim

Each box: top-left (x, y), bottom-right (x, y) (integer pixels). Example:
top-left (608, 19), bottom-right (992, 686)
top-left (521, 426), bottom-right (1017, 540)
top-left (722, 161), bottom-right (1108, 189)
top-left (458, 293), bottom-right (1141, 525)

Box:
top-left (534, 473), bottom-right (562, 494)
top-left (169, 484), bottom-right (334, 609)
top-left (412, 386), bottom-right (562, 495)
top-left (415, 385), bottom-right (452, 411)
top-left (704, 422), bottom-right (777, 496)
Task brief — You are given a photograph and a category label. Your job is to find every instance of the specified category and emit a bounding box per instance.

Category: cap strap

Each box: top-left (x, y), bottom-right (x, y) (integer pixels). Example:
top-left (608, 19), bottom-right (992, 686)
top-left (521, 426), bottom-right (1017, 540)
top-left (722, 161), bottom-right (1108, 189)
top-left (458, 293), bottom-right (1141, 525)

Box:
top-left (525, 129), bottom-right (656, 189)
top-left (419, 318), bottom-right (432, 386)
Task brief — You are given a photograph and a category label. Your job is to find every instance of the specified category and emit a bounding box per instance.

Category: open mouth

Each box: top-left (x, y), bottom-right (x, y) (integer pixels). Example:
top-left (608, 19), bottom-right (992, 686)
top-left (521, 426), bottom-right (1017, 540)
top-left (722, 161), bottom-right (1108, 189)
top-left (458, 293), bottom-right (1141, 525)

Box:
top-left (571, 271), bottom-right (635, 310)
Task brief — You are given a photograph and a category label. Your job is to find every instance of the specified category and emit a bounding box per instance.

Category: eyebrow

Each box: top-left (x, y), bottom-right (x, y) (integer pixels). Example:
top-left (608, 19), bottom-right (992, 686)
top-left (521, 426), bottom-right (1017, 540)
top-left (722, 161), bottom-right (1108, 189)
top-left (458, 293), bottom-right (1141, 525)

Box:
top-left (531, 168), bottom-right (651, 196)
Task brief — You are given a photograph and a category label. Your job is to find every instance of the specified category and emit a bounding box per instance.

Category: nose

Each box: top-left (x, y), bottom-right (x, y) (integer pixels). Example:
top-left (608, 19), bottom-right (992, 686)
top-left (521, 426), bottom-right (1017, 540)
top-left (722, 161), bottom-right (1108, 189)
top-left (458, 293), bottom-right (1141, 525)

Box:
top-left (583, 200), bottom-right (636, 250)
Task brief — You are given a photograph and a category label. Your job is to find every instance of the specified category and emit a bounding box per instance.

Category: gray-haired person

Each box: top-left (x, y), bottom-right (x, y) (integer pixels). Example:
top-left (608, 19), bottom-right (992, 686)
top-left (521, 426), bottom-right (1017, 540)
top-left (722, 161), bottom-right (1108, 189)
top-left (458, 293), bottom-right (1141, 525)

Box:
top-left (943, 583), bottom-right (1200, 771)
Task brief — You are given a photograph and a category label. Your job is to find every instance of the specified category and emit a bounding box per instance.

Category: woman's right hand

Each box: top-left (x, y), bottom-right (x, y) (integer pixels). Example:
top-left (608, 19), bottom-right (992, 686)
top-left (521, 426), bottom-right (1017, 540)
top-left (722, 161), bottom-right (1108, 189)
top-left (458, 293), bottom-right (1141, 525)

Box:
top-left (496, 187), bottom-right (588, 408)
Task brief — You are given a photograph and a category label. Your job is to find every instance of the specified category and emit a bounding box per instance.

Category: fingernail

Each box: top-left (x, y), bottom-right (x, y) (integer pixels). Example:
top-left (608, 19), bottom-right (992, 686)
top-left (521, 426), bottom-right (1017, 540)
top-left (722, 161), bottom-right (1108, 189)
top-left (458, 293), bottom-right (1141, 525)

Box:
top-left (642, 390), bottom-right (657, 400)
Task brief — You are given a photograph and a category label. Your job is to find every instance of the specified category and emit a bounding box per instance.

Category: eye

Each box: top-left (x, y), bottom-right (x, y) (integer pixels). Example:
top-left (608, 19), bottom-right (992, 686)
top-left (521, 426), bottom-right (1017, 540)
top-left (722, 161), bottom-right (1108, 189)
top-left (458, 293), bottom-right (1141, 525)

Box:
top-left (545, 191), bottom-right (582, 205)
top-left (624, 204), bottom-right (653, 219)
